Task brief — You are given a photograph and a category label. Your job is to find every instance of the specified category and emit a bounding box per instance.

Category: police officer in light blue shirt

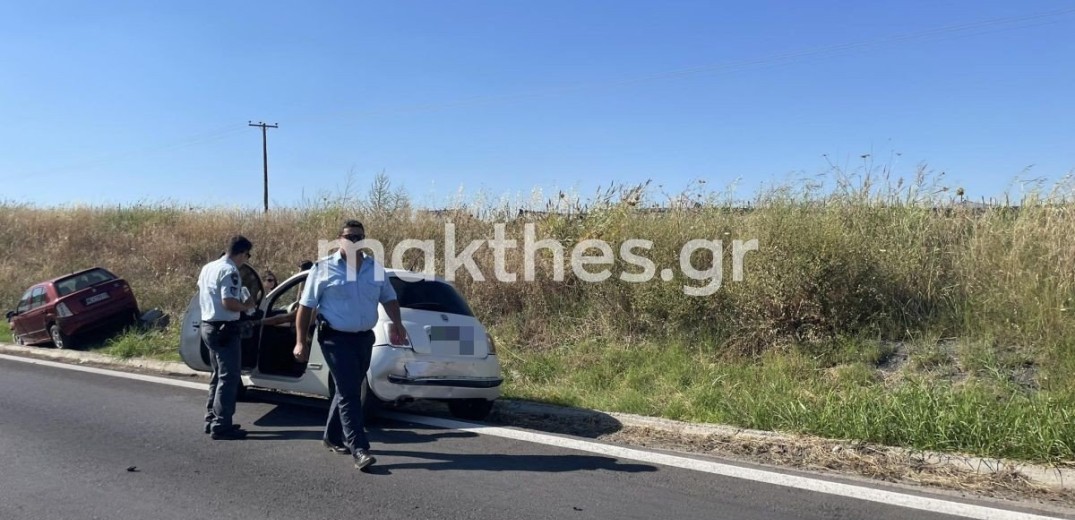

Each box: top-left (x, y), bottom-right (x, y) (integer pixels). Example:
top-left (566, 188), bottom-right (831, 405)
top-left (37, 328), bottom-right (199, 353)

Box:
top-left (293, 220), bottom-right (408, 470)
top-left (197, 236), bottom-right (257, 440)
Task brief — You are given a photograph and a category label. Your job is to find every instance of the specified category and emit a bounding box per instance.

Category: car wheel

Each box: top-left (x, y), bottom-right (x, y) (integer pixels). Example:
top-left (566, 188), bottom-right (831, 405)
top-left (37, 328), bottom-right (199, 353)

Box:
top-left (12, 332), bottom-right (24, 346)
top-left (49, 324), bottom-right (77, 350)
top-left (448, 399), bottom-right (495, 421)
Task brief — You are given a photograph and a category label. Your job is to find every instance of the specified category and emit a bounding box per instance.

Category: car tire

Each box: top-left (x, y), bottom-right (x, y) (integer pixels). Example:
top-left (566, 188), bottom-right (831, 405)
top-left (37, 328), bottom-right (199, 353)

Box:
top-left (448, 399), bottom-right (495, 421)
top-left (49, 324), bottom-right (77, 350)
top-left (12, 332), bottom-right (24, 346)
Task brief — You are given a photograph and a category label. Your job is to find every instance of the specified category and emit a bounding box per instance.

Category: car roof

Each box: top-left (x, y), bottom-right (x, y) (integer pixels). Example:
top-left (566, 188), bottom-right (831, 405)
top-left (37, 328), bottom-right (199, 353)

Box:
top-left (40, 267), bottom-right (111, 285)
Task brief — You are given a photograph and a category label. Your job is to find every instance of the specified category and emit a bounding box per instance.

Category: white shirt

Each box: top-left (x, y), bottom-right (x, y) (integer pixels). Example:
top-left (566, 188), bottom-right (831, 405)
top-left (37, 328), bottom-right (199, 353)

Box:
top-left (299, 251), bottom-right (397, 333)
top-left (197, 255), bottom-right (244, 322)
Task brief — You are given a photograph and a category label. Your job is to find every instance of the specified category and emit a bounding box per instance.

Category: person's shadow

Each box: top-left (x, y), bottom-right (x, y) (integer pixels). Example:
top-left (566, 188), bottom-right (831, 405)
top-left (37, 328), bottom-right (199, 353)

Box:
top-left (243, 401), bottom-right (483, 445)
top-left (242, 399), bottom-right (328, 441)
top-left (362, 449), bottom-right (659, 476)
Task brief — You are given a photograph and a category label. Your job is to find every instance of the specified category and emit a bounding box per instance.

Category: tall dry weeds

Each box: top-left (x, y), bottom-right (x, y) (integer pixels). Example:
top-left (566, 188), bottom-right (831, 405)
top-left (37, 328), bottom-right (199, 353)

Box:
top-left (2, 172), bottom-right (1074, 385)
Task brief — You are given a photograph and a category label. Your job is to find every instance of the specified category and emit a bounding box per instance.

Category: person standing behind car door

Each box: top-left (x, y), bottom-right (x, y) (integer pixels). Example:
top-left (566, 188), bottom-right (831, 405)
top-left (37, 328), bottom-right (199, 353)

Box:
top-left (292, 220), bottom-right (409, 471)
top-left (198, 235), bottom-right (257, 440)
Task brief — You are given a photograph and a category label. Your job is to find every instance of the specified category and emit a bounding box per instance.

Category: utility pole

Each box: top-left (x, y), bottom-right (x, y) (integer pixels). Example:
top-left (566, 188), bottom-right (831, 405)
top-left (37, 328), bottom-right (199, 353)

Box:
top-left (248, 121), bottom-right (278, 213)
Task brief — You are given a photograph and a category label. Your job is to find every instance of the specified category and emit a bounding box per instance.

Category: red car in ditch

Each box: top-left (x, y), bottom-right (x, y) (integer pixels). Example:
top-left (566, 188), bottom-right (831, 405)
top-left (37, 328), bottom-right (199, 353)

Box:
top-left (6, 267), bottom-right (140, 349)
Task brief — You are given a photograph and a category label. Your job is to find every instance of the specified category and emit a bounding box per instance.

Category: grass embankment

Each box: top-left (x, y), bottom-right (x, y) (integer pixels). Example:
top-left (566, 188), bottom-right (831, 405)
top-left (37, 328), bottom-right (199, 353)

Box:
top-left (1, 174), bottom-right (1074, 463)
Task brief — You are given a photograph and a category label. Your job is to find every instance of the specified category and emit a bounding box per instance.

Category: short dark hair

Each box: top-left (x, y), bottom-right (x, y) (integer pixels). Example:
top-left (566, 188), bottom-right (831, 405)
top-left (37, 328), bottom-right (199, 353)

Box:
top-left (227, 235), bottom-right (253, 256)
top-left (340, 220), bottom-right (364, 232)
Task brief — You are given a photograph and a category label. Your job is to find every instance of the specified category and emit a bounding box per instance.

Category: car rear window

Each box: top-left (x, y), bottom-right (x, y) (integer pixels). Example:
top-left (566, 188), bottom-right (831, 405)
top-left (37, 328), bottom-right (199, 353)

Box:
top-left (389, 277), bottom-right (474, 317)
top-left (55, 268), bottom-right (117, 296)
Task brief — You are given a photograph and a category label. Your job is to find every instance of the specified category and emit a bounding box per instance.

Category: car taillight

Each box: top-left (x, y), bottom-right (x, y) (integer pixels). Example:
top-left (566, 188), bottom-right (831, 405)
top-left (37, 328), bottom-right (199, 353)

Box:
top-left (56, 302), bottom-right (73, 318)
top-left (486, 333), bottom-right (497, 355)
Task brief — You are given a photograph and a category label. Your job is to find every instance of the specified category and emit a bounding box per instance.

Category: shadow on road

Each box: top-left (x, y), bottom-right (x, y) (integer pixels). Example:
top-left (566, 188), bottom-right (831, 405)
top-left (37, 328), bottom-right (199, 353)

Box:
top-left (366, 449), bottom-right (659, 475)
top-left (243, 388), bottom-right (626, 445)
top-left (375, 425), bottom-right (479, 444)
top-left (399, 400), bottom-right (626, 439)
top-left (243, 397), bottom-right (480, 445)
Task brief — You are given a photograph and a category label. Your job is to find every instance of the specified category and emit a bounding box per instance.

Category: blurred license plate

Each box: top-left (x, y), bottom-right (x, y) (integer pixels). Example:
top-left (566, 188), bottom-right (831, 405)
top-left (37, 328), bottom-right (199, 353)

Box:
top-left (428, 326), bottom-right (475, 356)
top-left (85, 293), bottom-right (110, 305)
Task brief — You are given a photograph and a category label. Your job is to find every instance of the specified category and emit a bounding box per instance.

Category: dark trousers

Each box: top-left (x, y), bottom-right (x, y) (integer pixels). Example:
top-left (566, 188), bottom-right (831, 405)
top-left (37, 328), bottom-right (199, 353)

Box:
top-left (320, 328), bottom-right (375, 452)
top-left (200, 321), bottom-right (242, 433)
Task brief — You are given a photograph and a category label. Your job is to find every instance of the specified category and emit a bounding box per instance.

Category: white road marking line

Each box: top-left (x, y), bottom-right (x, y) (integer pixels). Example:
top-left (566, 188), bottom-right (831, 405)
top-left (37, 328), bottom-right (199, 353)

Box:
top-left (0, 353), bottom-right (1065, 520)
top-left (0, 353), bottom-right (208, 390)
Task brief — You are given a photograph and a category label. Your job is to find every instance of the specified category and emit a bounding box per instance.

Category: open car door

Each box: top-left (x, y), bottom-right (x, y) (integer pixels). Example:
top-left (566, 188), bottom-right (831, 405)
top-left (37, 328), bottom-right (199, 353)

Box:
top-left (248, 270), bottom-right (332, 397)
top-left (178, 293), bottom-right (212, 371)
top-left (177, 263), bottom-right (264, 373)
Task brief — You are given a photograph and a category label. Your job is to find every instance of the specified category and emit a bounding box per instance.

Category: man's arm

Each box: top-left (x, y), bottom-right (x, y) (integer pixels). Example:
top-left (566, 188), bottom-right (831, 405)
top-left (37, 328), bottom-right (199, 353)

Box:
top-left (384, 299), bottom-right (403, 325)
top-left (378, 277), bottom-right (407, 345)
top-left (292, 305), bottom-right (314, 361)
top-left (293, 267), bottom-right (321, 362)
top-left (295, 305), bottom-right (312, 344)
top-left (222, 297), bottom-right (254, 313)
top-left (384, 299), bottom-right (409, 345)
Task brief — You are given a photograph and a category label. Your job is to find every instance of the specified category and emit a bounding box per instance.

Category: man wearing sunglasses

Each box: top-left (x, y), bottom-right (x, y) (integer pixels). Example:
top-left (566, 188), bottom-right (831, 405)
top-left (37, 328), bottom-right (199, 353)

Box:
top-left (197, 235), bottom-right (257, 440)
top-left (292, 220), bottom-right (408, 470)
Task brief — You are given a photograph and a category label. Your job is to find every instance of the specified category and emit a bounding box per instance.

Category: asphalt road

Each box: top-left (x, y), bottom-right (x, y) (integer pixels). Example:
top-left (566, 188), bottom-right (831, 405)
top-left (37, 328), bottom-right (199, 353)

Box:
top-left (0, 357), bottom-right (1065, 520)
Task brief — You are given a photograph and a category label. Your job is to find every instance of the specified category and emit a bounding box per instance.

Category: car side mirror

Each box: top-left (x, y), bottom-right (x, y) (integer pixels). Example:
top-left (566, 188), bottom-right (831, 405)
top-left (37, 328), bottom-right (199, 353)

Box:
top-left (5, 310), bottom-right (15, 321)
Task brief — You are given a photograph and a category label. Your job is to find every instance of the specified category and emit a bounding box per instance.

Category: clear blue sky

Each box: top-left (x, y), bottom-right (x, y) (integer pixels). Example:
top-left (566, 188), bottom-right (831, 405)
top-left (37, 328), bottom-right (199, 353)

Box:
top-left (2, 1), bottom-right (1073, 209)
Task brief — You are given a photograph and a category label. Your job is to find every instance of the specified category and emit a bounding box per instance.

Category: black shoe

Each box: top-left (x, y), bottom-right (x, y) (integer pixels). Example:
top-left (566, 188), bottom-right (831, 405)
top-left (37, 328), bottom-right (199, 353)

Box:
top-left (353, 450), bottom-right (376, 470)
top-left (211, 427), bottom-right (248, 440)
top-left (323, 439), bottom-right (351, 455)
top-left (205, 423), bottom-right (241, 434)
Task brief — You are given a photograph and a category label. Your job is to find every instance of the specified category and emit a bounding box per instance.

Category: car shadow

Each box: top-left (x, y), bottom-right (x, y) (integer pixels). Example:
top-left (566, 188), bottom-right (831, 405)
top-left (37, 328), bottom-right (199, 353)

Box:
top-left (396, 399), bottom-right (626, 439)
top-left (364, 450), bottom-right (659, 475)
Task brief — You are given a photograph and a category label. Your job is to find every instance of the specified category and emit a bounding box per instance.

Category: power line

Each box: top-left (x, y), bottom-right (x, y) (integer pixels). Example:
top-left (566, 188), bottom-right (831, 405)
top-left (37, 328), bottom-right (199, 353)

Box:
top-left (16, 123), bottom-right (249, 179)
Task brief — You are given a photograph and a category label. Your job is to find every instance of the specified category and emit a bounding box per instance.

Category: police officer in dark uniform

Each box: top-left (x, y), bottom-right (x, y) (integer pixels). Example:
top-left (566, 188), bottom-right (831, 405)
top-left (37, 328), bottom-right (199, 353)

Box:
top-left (198, 236), bottom-right (257, 440)
top-left (293, 220), bottom-right (408, 470)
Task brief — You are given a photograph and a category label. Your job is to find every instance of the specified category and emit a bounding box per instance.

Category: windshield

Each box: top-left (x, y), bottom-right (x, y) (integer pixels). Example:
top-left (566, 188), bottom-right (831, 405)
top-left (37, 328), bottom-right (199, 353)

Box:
top-left (389, 277), bottom-right (474, 317)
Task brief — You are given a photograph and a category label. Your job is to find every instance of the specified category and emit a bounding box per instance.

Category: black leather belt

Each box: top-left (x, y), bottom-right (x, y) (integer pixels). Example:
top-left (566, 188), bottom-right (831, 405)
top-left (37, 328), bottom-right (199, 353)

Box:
top-left (317, 317), bottom-right (372, 336)
top-left (323, 327), bottom-right (373, 335)
top-left (202, 320), bottom-right (239, 327)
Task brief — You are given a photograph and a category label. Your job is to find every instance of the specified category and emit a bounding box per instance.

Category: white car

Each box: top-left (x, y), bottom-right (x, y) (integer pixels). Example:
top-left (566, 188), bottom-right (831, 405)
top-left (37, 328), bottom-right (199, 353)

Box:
top-left (178, 264), bottom-right (502, 420)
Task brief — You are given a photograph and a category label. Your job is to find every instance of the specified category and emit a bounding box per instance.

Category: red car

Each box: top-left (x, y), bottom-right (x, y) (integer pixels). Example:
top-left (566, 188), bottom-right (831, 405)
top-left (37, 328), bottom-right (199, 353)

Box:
top-left (6, 267), bottom-right (140, 349)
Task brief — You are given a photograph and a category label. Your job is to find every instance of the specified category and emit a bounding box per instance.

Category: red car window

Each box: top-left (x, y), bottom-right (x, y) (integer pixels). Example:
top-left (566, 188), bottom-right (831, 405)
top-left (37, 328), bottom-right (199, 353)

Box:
top-left (29, 287), bottom-right (47, 309)
top-left (16, 289), bottom-right (32, 313)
